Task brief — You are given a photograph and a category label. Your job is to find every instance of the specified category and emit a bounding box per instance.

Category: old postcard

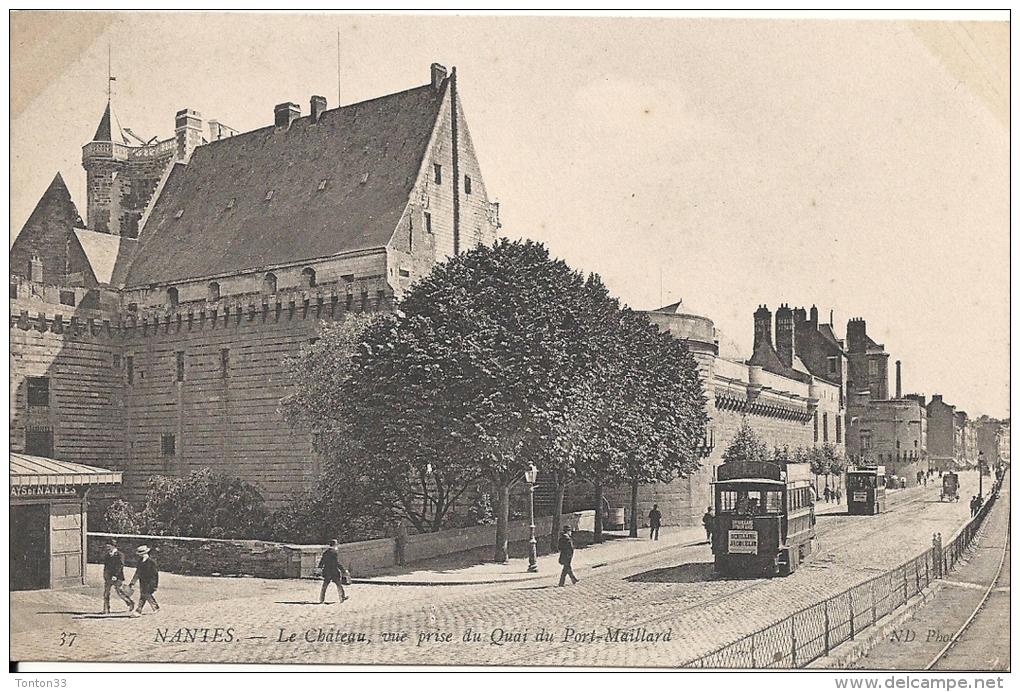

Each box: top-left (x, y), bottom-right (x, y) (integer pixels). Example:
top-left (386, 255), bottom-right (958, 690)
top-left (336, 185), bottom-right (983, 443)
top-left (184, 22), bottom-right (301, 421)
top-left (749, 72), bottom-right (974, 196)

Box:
top-left (9, 11), bottom-right (1010, 675)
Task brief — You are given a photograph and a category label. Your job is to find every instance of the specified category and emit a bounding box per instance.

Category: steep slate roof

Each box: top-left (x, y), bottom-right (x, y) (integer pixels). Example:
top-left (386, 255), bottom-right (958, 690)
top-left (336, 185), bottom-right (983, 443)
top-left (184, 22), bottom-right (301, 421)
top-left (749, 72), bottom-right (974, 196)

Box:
top-left (123, 83), bottom-right (444, 287)
top-left (748, 340), bottom-right (813, 385)
top-left (10, 173), bottom-right (84, 282)
top-left (72, 228), bottom-right (130, 284)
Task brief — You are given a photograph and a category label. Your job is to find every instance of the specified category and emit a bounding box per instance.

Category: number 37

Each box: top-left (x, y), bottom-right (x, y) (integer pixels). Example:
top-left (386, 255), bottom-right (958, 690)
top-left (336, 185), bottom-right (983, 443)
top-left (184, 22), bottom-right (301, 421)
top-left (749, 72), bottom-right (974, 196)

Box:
top-left (60, 632), bottom-right (76, 647)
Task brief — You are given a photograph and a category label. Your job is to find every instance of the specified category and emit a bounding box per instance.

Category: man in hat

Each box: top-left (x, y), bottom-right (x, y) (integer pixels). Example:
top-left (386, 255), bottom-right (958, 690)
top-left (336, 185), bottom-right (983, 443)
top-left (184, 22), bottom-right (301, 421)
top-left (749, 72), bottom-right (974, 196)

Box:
top-left (129, 545), bottom-right (160, 615)
top-left (648, 504), bottom-right (662, 541)
top-left (318, 539), bottom-right (347, 604)
top-left (557, 525), bottom-right (579, 586)
top-left (102, 540), bottom-right (134, 614)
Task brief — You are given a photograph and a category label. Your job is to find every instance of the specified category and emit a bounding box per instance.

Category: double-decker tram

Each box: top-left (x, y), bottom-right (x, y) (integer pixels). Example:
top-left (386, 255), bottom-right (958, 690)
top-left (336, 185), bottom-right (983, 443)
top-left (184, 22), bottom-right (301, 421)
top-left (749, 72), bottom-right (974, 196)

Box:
top-left (711, 461), bottom-right (816, 578)
top-left (846, 465), bottom-right (887, 515)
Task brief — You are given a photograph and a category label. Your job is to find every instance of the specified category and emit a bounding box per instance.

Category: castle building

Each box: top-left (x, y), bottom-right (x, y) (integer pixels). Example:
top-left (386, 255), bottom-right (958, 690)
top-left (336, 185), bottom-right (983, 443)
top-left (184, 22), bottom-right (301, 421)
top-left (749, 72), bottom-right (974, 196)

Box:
top-left (621, 301), bottom-right (845, 526)
top-left (841, 318), bottom-right (928, 483)
top-left (10, 64), bottom-right (500, 506)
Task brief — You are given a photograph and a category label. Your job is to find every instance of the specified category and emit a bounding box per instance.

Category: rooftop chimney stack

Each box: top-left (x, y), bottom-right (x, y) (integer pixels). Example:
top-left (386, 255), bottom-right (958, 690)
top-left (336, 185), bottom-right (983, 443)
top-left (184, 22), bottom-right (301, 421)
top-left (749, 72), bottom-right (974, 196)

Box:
top-left (431, 63), bottom-right (448, 92)
top-left (895, 360), bottom-right (902, 399)
top-left (310, 95), bottom-right (327, 123)
top-left (274, 102), bottom-right (300, 129)
top-left (775, 304), bottom-right (796, 368)
top-left (753, 305), bottom-right (773, 349)
top-left (175, 108), bottom-right (203, 163)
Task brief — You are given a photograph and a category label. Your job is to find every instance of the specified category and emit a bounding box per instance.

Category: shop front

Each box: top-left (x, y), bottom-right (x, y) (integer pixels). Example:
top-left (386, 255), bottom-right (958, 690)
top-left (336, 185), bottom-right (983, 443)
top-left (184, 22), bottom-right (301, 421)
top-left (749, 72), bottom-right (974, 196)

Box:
top-left (10, 453), bottom-right (121, 590)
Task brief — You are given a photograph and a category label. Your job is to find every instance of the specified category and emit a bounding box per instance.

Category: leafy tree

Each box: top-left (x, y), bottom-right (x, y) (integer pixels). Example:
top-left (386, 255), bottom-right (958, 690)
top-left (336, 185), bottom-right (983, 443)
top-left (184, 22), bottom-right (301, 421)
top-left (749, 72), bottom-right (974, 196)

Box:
top-left (722, 421), bottom-right (770, 465)
top-left (139, 469), bottom-right (271, 539)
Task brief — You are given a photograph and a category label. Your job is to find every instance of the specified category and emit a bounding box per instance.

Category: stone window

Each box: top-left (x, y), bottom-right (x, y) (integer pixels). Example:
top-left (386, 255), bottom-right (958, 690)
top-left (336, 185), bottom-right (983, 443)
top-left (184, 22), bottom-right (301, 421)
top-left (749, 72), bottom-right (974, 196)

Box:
top-left (161, 434), bottom-right (176, 458)
top-left (25, 428), bottom-right (53, 457)
top-left (126, 356), bottom-right (134, 385)
top-left (869, 359), bottom-right (879, 377)
top-left (208, 281), bottom-right (220, 302)
top-left (836, 416), bottom-right (842, 444)
top-left (425, 212), bottom-right (432, 234)
top-left (301, 267), bottom-right (316, 288)
top-left (220, 349), bottom-right (230, 379)
top-left (263, 273), bottom-right (277, 295)
top-left (464, 175), bottom-right (472, 195)
top-left (433, 163), bottom-right (442, 186)
top-left (59, 290), bottom-right (76, 307)
top-left (176, 351), bottom-right (185, 382)
top-left (27, 377), bottom-right (50, 407)
top-left (813, 412), bottom-right (819, 443)
top-left (399, 268), bottom-right (411, 278)
top-left (828, 356), bottom-right (838, 374)
top-left (823, 412), bottom-right (829, 442)
top-left (167, 287), bottom-right (179, 308)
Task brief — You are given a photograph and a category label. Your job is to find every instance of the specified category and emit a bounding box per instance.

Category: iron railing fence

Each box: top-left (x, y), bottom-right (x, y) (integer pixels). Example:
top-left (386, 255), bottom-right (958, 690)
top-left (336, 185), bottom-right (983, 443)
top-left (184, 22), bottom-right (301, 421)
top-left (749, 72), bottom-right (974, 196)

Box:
top-left (685, 476), bottom-right (1003, 669)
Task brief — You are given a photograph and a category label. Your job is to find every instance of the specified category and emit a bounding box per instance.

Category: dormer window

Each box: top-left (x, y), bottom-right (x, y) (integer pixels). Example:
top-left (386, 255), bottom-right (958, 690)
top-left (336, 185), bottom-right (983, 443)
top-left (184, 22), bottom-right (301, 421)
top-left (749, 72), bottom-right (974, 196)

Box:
top-left (265, 190), bottom-right (274, 201)
top-left (174, 209), bottom-right (184, 219)
top-left (226, 198), bottom-right (235, 209)
top-left (360, 172), bottom-right (369, 185)
top-left (318, 179), bottom-right (328, 191)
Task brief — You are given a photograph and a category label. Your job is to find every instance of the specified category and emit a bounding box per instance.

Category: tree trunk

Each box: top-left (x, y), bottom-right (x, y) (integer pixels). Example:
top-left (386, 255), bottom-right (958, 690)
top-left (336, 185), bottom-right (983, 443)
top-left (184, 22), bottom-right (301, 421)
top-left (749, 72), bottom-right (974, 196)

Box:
top-left (594, 480), bottom-right (604, 544)
top-left (551, 473), bottom-right (566, 552)
top-left (629, 476), bottom-right (639, 538)
top-left (494, 481), bottom-right (510, 563)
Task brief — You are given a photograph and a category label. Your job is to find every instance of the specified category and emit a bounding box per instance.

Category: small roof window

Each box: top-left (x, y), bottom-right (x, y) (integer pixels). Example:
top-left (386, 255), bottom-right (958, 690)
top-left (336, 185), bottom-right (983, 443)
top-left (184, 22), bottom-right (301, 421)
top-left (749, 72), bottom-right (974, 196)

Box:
top-left (265, 190), bottom-right (274, 201)
top-left (174, 209), bottom-right (184, 219)
top-left (318, 179), bottom-right (328, 191)
top-left (226, 198), bottom-right (235, 209)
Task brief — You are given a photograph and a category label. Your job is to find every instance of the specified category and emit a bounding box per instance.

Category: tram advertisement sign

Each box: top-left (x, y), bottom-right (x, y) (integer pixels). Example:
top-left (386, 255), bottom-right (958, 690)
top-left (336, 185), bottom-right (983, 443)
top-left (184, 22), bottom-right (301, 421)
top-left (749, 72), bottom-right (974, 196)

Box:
top-left (853, 491), bottom-right (868, 503)
top-left (728, 530), bottom-right (758, 554)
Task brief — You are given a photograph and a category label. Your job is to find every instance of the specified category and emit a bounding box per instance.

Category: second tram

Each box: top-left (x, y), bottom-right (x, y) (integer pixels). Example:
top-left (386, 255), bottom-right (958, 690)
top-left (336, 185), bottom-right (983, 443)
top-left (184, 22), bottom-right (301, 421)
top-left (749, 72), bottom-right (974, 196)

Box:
top-left (846, 465), bottom-right (887, 515)
top-left (711, 461), bottom-right (816, 577)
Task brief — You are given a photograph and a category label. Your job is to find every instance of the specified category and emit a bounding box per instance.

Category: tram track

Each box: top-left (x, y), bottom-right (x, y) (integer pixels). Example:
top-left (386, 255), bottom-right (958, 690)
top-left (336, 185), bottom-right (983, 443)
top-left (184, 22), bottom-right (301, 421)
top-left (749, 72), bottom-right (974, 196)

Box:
top-left (507, 486), bottom-right (948, 666)
top-left (924, 504), bottom-right (1010, 670)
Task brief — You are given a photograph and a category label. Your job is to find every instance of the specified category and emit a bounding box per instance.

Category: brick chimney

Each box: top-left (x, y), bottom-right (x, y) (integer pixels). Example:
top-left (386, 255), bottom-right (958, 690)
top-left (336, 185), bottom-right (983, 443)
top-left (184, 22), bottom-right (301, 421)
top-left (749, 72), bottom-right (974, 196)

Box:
top-left (310, 95), bottom-right (327, 123)
top-left (810, 305), bottom-right (819, 327)
top-left (775, 304), bottom-right (796, 368)
top-left (895, 360), bottom-right (902, 399)
top-left (753, 305), bottom-right (773, 349)
top-left (274, 102), bottom-right (300, 129)
top-left (846, 318), bottom-right (868, 353)
top-left (431, 63), bottom-right (448, 92)
top-left (175, 109), bottom-right (203, 163)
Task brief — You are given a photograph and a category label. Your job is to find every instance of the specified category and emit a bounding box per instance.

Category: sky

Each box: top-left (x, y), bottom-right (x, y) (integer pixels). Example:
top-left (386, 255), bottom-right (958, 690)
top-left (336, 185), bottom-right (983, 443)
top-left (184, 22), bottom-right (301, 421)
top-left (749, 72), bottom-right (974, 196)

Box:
top-left (8, 11), bottom-right (1011, 419)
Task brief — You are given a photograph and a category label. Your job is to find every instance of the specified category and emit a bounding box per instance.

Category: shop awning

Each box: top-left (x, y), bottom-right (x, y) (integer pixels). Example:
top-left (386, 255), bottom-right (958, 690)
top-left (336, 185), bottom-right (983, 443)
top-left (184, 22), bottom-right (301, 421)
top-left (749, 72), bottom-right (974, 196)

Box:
top-left (10, 453), bottom-right (122, 487)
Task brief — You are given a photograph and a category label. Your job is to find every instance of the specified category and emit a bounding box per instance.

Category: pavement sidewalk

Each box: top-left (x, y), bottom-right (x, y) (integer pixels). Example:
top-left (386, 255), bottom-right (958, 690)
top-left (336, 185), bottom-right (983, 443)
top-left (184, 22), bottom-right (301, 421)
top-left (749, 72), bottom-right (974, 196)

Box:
top-left (357, 524), bottom-right (710, 586)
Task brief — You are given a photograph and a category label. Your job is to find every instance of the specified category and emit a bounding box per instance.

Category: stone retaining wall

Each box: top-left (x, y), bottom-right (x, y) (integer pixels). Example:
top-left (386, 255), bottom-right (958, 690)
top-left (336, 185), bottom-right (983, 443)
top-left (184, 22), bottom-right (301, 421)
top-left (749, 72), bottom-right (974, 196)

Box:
top-left (88, 513), bottom-right (580, 580)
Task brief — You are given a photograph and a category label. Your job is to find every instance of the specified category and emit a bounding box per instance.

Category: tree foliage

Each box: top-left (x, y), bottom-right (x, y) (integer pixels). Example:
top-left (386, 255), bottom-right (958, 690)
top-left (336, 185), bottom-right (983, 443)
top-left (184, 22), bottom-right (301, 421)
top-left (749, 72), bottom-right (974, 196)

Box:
top-left (722, 421), bottom-right (771, 465)
top-left (284, 239), bottom-right (709, 553)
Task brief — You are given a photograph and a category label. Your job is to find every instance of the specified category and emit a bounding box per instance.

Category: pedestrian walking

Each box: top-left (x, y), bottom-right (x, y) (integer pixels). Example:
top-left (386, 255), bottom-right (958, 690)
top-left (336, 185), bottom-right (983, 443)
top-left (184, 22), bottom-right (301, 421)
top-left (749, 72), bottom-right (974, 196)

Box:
top-left (835, 487), bottom-right (842, 505)
top-left (318, 539), bottom-right (348, 604)
top-left (648, 504), bottom-right (662, 541)
top-left (557, 525), bottom-right (579, 586)
top-left (824, 486), bottom-right (831, 503)
top-left (129, 545), bottom-right (159, 615)
top-left (102, 540), bottom-right (134, 614)
top-left (702, 506), bottom-right (714, 542)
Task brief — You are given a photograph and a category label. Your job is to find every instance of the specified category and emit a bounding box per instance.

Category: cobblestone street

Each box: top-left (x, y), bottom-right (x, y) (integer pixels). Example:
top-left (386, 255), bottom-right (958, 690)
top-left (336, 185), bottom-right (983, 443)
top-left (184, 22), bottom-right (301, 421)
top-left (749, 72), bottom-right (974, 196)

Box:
top-left (11, 472), bottom-right (982, 667)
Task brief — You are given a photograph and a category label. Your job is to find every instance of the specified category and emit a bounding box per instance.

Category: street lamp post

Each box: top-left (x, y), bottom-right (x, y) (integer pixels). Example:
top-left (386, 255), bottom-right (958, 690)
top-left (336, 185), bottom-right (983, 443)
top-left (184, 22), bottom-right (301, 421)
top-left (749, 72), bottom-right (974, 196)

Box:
top-left (525, 465), bottom-right (538, 573)
top-left (978, 452), bottom-right (984, 500)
